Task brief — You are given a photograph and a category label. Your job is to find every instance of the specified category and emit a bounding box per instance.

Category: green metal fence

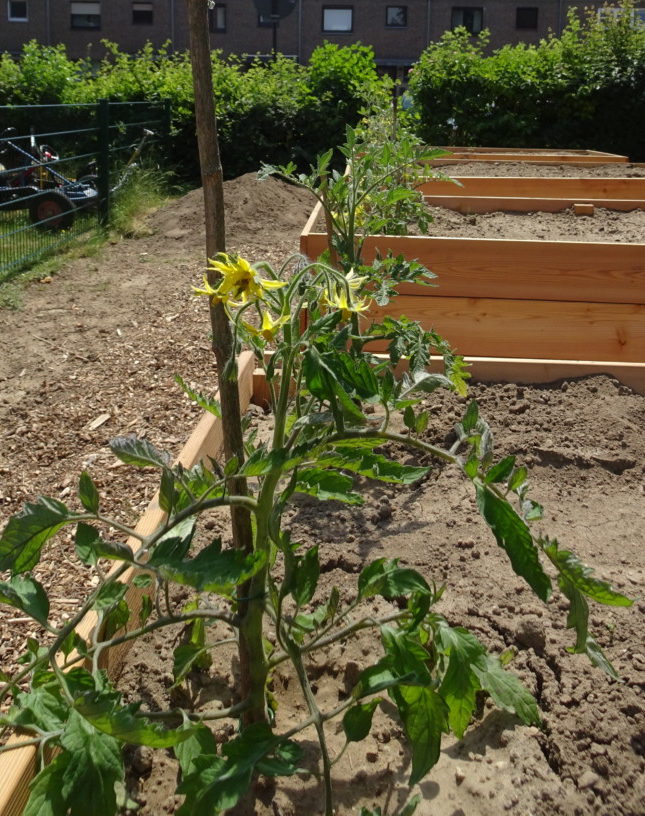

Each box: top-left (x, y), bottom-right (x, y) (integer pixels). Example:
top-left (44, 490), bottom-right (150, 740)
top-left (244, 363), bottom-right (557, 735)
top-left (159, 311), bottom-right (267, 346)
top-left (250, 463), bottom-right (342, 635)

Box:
top-left (0, 99), bottom-right (170, 281)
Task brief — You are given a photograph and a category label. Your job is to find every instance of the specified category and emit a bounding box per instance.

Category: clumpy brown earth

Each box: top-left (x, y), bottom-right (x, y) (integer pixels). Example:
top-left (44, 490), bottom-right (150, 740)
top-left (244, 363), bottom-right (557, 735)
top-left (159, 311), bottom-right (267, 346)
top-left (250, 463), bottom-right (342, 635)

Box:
top-left (0, 166), bottom-right (644, 816)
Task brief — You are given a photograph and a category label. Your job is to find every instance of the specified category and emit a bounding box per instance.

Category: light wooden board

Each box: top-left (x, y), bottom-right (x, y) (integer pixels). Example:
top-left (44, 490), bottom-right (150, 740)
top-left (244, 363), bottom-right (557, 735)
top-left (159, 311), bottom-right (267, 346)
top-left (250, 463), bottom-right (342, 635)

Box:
top-left (423, 195), bottom-right (644, 214)
top-left (419, 177), bottom-right (645, 199)
top-left (301, 232), bottom-right (645, 306)
top-left (0, 352), bottom-right (255, 816)
top-left (427, 147), bottom-right (628, 164)
top-left (363, 296), bottom-right (645, 362)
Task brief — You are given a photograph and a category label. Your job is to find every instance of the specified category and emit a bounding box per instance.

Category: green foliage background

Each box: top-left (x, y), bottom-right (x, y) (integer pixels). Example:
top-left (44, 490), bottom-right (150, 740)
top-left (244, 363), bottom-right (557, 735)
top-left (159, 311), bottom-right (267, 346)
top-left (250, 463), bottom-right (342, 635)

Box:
top-left (2, 3), bottom-right (645, 179)
top-left (0, 40), bottom-right (387, 179)
top-left (406, 4), bottom-right (645, 161)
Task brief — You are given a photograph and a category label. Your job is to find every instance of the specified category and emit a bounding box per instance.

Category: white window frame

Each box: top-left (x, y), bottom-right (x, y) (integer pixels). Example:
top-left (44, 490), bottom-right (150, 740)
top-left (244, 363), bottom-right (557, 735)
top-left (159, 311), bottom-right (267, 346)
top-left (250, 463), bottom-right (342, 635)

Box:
top-left (8, 0), bottom-right (28, 22)
top-left (598, 6), bottom-right (645, 27)
top-left (322, 7), bottom-right (353, 33)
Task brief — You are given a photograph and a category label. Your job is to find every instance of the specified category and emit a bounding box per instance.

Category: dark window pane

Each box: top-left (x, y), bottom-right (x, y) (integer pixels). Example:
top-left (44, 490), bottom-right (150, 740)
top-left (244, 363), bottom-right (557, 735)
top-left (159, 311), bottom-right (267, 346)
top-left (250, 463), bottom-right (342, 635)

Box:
top-left (386, 6), bottom-right (407, 27)
top-left (516, 7), bottom-right (538, 29)
top-left (451, 6), bottom-right (483, 35)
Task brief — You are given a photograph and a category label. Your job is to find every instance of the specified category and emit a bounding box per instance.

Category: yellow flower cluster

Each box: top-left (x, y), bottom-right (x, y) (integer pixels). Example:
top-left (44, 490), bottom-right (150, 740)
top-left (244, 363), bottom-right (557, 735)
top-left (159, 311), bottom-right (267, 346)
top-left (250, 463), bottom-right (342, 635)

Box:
top-left (194, 253), bottom-right (286, 308)
top-left (323, 270), bottom-right (370, 321)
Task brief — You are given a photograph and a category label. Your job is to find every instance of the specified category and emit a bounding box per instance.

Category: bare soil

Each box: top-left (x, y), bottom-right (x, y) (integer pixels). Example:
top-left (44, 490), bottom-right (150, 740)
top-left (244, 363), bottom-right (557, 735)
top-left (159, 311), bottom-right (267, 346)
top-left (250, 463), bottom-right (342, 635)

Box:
top-left (0, 167), bottom-right (644, 816)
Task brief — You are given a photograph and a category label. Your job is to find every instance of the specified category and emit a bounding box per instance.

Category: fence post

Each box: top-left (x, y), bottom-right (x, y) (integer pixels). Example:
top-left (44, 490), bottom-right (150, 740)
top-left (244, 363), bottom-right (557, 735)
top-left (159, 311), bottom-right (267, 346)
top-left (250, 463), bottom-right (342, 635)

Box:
top-left (97, 98), bottom-right (110, 225)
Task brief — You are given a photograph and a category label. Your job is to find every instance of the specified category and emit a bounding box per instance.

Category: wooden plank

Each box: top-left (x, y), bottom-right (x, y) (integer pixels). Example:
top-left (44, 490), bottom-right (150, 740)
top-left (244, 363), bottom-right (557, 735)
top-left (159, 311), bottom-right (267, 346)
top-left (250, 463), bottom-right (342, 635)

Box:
top-left (300, 232), bottom-right (645, 306)
top-left (363, 296), bottom-right (645, 362)
top-left (419, 177), bottom-right (645, 199)
top-left (429, 146), bottom-right (627, 160)
top-left (422, 195), bottom-right (645, 214)
top-left (427, 147), bottom-right (628, 164)
top-left (0, 352), bottom-right (255, 816)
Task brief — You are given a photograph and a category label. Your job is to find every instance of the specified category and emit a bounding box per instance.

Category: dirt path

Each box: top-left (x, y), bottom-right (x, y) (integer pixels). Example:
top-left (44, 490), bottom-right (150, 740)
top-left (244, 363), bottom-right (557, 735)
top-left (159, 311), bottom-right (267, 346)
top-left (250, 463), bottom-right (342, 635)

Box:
top-left (0, 169), bottom-right (643, 816)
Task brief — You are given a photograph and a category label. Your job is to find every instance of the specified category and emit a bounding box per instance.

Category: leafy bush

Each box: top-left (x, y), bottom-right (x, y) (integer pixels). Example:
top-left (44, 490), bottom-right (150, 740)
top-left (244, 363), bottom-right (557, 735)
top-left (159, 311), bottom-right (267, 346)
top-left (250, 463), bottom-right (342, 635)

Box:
top-left (0, 40), bottom-right (389, 180)
top-left (407, 1), bottom-right (645, 160)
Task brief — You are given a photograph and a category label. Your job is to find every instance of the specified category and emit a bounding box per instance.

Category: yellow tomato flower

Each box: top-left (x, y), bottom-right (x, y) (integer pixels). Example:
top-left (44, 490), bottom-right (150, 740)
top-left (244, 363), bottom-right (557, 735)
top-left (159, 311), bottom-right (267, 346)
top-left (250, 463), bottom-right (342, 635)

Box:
top-left (193, 276), bottom-right (224, 304)
top-left (325, 286), bottom-right (371, 322)
top-left (207, 253), bottom-right (286, 306)
top-left (243, 310), bottom-right (289, 342)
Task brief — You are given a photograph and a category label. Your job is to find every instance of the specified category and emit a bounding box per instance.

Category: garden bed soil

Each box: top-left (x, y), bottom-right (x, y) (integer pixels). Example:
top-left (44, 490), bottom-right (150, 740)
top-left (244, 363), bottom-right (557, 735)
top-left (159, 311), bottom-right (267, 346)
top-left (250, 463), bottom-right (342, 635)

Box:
top-left (433, 161), bottom-right (645, 178)
top-left (0, 169), bottom-right (644, 816)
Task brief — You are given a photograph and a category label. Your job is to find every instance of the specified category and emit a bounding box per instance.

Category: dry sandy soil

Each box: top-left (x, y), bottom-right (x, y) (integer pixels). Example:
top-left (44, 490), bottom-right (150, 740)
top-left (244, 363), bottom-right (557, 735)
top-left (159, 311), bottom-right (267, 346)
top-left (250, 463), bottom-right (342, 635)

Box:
top-left (0, 164), bottom-right (644, 816)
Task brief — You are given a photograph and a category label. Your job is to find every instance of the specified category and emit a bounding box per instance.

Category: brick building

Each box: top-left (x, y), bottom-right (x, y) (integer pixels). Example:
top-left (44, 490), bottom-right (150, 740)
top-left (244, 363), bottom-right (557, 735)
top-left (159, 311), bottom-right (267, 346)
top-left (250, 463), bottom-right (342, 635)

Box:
top-left (0, 1), bottom-right (640, 68)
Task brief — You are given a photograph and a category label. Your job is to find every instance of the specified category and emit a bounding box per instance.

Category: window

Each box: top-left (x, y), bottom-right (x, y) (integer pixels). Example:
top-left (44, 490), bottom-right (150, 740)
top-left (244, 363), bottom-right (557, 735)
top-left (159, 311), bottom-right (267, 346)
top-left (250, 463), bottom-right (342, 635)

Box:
top-left (8, 0), bottom-right (27, 20)
top-left (598, 6), bottom-right (645, 27)
top-left (132, 1), bottom-right (153, 25)
top-left (208, 3), bottom-right (226, 32)
top-left (516, 7), bottom-right (538, 29)
top-left (386, 6), bottom-right (407, 27)
top-left (322, 7), bottom-right (353, 32)
top-left (70, 1), bottom-right (101, 29)
top-left (258, 13), bottom-right (273, 27)
top-left (451, 6), bottom-right (483, 35)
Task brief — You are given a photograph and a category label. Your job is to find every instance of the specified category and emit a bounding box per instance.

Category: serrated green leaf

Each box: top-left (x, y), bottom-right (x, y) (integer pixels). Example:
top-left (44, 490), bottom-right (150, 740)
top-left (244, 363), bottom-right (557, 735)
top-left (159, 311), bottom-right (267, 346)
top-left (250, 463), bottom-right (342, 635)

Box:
top-left (476, 486), bottom-right (551, 602)
top-left (24, 754), bottom-right (69, 816)
top-left (295, 468), bottom-right (363, 505)
top-left (0, 575), bottom-right (49, 626)
top-left (79, 471), bottom-right (99, 515)
top-left (463, 454), bottom-right (479, 479)
top-left (93, 580), bottom-right (128, 612)
top-left (354, 661), bottom-right (415, 698)
top-left (343, 698), bottom-right (381, 742)
top-left (77, 697), bottom-right (195, 748)
top-left (399, 794), bottom-right (422, 816)
top-left (543, 539), bottom-right (632, 607)
top-left (172, 643), bottom-right (209, 687)
top-left (291, 545), bottom-right (320, 606)
top-left (462, 401), bottom-right (479, 432)
top-left (381, 627), bottom-right (431, 684)
top-left (155, 538), bottom-right (265, 596)
top-left (175, 375), bottom-right (221, 417)
top-left (139, 593), bottom-right (153, 626)
top-left (255, 740), bottom-right (303, 776)
top-left (403, 405), bottom-right (415, 431)
top-left (321, 448), bottom-right (428, 485)
top-left (159, 468), bottom-right (176, 514)
top-left (394, 685), bottom-right (449, 785)
top-left (9, 686), bottom-right (67, 732)
top-left (436, 625), bottom-right (486, 738)
top-left (133, 573), bottom-right (153, 589)
top-left (75, 523), bottom-right (133, 565)
top-left (508, 466), bottom-right (528, 492)
top-left (582, 634), bottom-right (620, 680)
top-left (471, 655), bottom-right (540, 727)
top-left (102, 599), bottom-right (130, 639)
top-left (58, 709), bottom-right (123, 816)
top-left (109, 435), bottom-right (171, 469)
top-left (358, 558), bottom-right (431, 600)
top-left (0, 497), bottom-right (74, 574)
top-left (175, 723), bottom-right (218, 777)
top-left (485, 456), bottom-right (516, 484)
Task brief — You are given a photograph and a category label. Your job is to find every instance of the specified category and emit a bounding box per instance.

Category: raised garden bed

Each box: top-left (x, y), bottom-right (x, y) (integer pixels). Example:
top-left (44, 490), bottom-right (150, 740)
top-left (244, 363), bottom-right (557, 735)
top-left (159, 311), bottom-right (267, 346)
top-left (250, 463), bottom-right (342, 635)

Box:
top-left (430, 146), bottom-right (629, 165)
top-left (300, 200), bottom-right (645, 394)
top-left (0, 352), bottom-right (256, 816)
top-left (420, 176), bottom-right (645, 213)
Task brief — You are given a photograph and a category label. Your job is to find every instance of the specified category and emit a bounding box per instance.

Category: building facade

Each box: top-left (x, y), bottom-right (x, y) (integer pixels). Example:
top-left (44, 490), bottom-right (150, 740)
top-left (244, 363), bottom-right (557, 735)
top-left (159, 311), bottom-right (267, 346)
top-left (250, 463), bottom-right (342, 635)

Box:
top-left (0, 1), bottom-right (639, 67)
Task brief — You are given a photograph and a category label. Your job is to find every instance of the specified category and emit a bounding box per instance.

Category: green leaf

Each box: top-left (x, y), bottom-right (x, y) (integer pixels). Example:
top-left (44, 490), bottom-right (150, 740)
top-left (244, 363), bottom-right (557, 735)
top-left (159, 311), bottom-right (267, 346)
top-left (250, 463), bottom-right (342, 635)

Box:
top-left (109, 435), bottom-right (171, 468)
top-left (400, 371), bottom-right (452, 400)
top-left (436, 625), bottom-right (486, 738)
top-left (394, 685), bottom-right (449, 785)
top-left (77, 697), bottom-right (196, 748)
top-left (159, 468), bottom-right (176, 514)
top-left (175, 723), bottom-right (218, 777)
top-left (133, 573), bottom-right (153, 589)
top-left (399, 795), bottom-right (422, 816)
top-left (102, 600), bottom-right (131, 639)
top-left (343, 699), bottom-right (381, 742)
top-left (0, 575), bottom-right (49, 626)
top-left (255, 740), bottom-right (304, 776)
top-left (75, 523), bottom-right (134, 565)
top-left (471, 655), bottom-right (540, 727)
top-left (177, 723), bottom-right (278, 816)
top-left (291, 545), bottom-right (320, 606)
top-left (583, 634), bottom-right (620, 680)
top-left (543, 538), bottom-right (632, 606)
top-left (155, 538), bottom-right (265, 596)
top-left (354, 661), bottom-right (415, 698)
top-left (295, 468), bottom-right (362, 505)
top-left (381, 627), bottom-right (431, 684)
top-left (508, 466), bottom-right (528, 492)
top-left (24, 755), bottom-right (69, 816)
top-left (403, 405), bottom-right (415, 431)
top-left (462, 401), bottom-right (479, 432)
top-left (358, 558), bottom-right (431, 600)
top-left (79, 471), bottom-right (99, 514)
top-left (321, 447), bottom-right (428, 484)
top-left (476, 486), bottom-right (551, 602)
top-left (485, 456), bottom-right (516, 484)
top-left (0, 497), bottom-right (74, 574)
top-left (173, 643), bottom-right (210, 687)
top-left (9, 686), bottom-right (67, 732)
top-left (175, 375), bottom-right (221, 417)
top-left (58, 709), bottom-right (123, 816)
top-left (93, 580), bottom-right (128, 612)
